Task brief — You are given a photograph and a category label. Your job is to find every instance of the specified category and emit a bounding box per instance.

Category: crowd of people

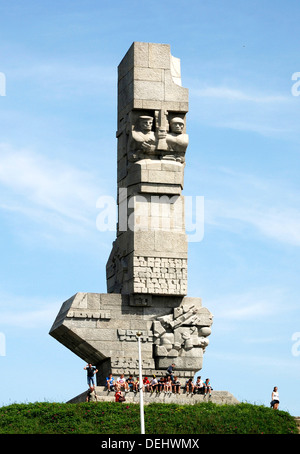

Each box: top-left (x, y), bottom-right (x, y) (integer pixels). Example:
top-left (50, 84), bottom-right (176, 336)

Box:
top-left (84, 363), bottom-right (280, 409)
top-left (84, 363), bottom-right (213, 403)
top-left (106, 370), bottom-right (213, 402)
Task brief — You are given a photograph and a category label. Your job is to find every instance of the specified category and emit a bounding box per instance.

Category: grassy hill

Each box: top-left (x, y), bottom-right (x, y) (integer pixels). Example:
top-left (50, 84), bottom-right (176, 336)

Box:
top-left (0, 401), bottom-right (297, 435)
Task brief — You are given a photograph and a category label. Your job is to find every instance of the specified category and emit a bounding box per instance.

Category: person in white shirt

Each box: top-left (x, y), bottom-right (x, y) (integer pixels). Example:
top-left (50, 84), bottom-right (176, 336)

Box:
top-left (150, 375), bottom-right (158, 393)
top-left (271, 386), bottom-right (280, 409)
top-left (194, 376), bottom-right (204, 394)
top-left (116, 374), bottom-right (129, 392)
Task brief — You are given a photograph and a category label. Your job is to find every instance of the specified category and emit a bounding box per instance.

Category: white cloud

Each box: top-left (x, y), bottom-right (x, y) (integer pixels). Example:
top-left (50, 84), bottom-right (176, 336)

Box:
top-left (209, 290), bottom-right (281, 321)
top-left (203, 168), bottom-right (300, 246)
top-left (190, 84), bottom-right (299, 139)
top-left (207, 201), bottom-right (300, 247)
top-left (8, 59), bottom-right (116, 98)
top-left (0, 293), bottom-right (59, 329)
top-left (206, 284), bottom-right (298, 324)
top-left (0, 307), bottom-right (56, 329)
top-left (0, 142), bottom-right (103, 236)
top-left (235, 207), bottom-right (300, 246)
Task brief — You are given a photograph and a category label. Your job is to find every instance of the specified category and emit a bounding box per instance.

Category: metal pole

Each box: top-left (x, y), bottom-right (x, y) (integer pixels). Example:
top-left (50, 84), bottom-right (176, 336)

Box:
top-left (136, 332), bottom-right (145, 434)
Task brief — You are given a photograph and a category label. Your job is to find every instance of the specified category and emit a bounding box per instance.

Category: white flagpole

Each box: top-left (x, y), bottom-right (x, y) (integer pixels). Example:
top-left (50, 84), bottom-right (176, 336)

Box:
top-left (136, 331), bottom-right (145, 434)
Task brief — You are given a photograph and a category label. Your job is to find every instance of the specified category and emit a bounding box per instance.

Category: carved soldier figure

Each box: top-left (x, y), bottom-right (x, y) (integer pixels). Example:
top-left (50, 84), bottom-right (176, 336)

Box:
top-left (128, 115), bottom-right (157, 162)
top-left (166, 117), bottom-right (189, 162)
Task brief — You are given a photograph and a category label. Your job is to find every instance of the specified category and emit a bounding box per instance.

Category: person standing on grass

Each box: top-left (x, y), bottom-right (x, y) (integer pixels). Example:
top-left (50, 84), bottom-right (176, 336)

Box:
top-left (84, 364), bottom-right (98, 390)
top-left (271, 386), bottom-right (280, 409)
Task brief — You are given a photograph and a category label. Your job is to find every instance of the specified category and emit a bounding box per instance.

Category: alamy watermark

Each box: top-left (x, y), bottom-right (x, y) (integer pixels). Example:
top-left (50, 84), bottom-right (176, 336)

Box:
top-left (96, 190), bottom-right (204, 242)
top-left (0, 72), bottom-right (6, 96)
top-left (291, 72), bottom-right (300, 97)
top-left (291, 332), bottom-right (300, 357)
top-left (0, 332), bottom-right (6, 356)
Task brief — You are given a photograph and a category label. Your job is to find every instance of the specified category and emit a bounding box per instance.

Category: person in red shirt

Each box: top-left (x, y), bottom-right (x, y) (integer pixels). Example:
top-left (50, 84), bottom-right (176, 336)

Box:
top-left (143, 376), bottom-right (150, 392)
top-left (115, 390), bottom-right (125, 402)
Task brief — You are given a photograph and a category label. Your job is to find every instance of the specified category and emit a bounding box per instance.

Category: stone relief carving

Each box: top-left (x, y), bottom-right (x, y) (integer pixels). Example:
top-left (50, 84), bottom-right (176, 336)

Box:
top-left (106, 243), bottom-right (128, 293)
top-left (111, 357), bottom-right (154, 371)
top-left (127, 111), bottom-right (188, 163)
top-left (66, 310), bottom-right (111, 320)
top-left (129, 294), bottom-right (152, 307)
top-left (132, 256), bottom-right (187, 295)
top-left (118, 329), bottom-right (154, 342)
top-left (153, 304), bottom-right (212, 359)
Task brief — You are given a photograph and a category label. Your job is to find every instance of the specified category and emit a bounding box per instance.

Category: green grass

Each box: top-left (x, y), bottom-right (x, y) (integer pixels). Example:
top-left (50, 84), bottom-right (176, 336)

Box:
top-left (0, 401), bottom-right (297, 434)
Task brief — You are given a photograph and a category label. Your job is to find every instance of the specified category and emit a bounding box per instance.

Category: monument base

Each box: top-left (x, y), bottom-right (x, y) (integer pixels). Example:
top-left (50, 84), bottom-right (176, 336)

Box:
top-left (49, 292), bottom-right (213, 384)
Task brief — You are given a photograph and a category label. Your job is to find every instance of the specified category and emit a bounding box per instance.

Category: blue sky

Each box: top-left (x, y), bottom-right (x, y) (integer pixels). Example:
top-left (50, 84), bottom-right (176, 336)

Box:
top-left (0, 0), bottom-right (300, 417)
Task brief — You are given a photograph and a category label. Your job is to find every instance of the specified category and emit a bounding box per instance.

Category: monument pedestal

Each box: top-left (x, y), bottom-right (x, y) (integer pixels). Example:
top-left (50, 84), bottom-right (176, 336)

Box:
top-left (49, 292), bottom-right (213, 385)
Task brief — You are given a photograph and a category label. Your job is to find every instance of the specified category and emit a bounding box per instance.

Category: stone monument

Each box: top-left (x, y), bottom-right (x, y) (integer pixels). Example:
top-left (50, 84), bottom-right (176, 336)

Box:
top-left (50, 42), bottom-right (214, 389)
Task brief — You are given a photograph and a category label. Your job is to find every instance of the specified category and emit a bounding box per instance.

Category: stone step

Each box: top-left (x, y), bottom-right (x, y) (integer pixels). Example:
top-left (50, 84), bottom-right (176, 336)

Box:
top-left (68, 386), bottom-right (240, 406)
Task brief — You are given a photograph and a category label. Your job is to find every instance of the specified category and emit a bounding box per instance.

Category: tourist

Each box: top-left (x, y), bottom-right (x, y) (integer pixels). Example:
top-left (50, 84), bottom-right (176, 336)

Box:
top-left (164, 375), bottom-right (173, 393)
top-left (84, 363), bottom-right (98, 390)
top-left (126, 375), bottom-right (135, 392)
top-left (185, 378), bottom-right (194, 394)
top-left (143, 376), bottom-right (150, 392)
top-left (115, 390), bottom-right (126, 403)
top-left (166, 363), bottom-right (175, 383)
top-left (150, 375), bottom-right (159, 393)
top-left (116, 373), bottom-right (129, 392)
top-left (204, 378), bottom-right (212, 397)
top-left (133, 376), bottom-right (140, 393)
top-left (270, 386), bottom-right (280, 410)
top-left (172, 376), bottom-right (181, 394)
top-left (157, 376), bottom-right (165, 392)
top-left (106, 374), bottom-right (116, 392)
top-left (86, 388), bottom-right (93, 402)
top-left (194, 376), bottom-right (204, 394)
